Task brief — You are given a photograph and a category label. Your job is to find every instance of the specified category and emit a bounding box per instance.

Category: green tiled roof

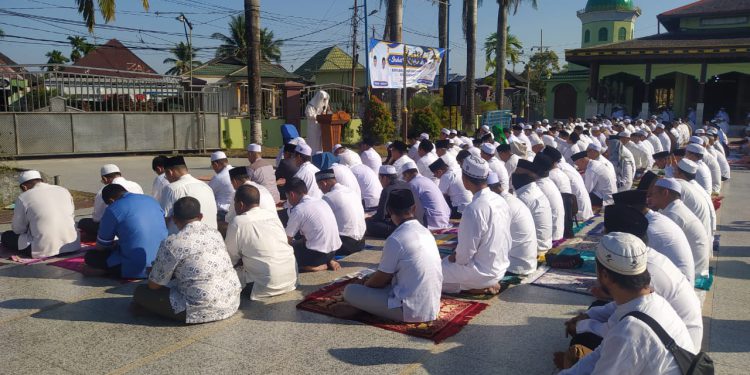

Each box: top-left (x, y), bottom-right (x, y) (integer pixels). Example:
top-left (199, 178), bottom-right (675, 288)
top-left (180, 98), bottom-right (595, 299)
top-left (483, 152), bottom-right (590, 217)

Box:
top-left (229, 62), bottom-right (300, 80)
top-left (191, 57), bottom-right (299, 80)
top-left (192, 63), bottom-right (243, 77)
top-left (293, 46), bottom-right (364, 80)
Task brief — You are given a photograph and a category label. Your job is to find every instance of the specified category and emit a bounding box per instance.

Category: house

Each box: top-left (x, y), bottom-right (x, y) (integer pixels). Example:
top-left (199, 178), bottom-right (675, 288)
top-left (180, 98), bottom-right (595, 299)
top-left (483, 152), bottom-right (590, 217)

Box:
top-left (294, 46), bottom-right (365, 87)
top-left (66, 39), bottom-right (159, 78)
top-left (0, 52), bottom-right (29, 111)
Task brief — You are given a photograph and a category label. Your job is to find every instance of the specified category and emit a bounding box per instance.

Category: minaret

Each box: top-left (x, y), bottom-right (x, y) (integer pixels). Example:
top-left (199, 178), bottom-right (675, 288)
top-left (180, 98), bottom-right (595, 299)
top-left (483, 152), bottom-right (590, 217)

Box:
top-left (578, 0), bottom-right (641, 48)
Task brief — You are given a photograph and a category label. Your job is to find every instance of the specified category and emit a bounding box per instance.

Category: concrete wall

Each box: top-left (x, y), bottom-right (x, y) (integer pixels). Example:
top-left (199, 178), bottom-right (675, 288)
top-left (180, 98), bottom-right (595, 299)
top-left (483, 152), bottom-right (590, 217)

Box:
top-left (220, 117), bottom-right (363, 149)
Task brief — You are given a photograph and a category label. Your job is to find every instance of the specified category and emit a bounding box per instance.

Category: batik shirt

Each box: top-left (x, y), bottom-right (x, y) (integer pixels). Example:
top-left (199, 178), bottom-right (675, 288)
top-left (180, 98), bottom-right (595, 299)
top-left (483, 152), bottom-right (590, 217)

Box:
top-left (149, 221), bottom-right (242, 324)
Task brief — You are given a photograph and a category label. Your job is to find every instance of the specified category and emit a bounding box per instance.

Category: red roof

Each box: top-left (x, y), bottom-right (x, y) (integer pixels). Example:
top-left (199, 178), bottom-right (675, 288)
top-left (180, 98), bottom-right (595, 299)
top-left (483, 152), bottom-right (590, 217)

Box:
top-left (67, 39), bottom-right (158, 79)
top-left (0, 52), bottom-right (26, 74)
top-left (659, 0), bottom-right (750, 18)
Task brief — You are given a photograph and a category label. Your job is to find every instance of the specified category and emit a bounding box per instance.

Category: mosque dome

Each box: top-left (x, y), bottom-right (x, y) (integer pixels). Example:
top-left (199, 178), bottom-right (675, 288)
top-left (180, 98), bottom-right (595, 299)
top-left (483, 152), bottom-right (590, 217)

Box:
top-left (585, 0), bottom-right (635, 12)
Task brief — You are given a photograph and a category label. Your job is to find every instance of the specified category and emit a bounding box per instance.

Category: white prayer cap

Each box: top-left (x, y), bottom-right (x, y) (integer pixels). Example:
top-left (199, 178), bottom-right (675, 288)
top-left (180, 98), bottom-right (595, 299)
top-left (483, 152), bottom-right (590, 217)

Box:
top-left (462, 155), bottom-right (490, 179)
top-left (706, 128), bottom-right (718, 135)
top-left (441, 128), bottom-right (451, 135)
top-left (385, 141), bottom-right (393, 148)
top-left (596, 232), bottom-right (649, 276)
top-left (210, 151), bottom-right (227, 162)
top-left (468, 147), bottom-right (482, 158)
top-left (246, 143), bottom-right (261, 152)
top-left (18, 170), bottom-right (41, 184)
top-left (656, 123), bottom-right (665, 129)
top-left (689, 136), bottom-right (704, 145)
top-left (530, 136), bottom-right (543, 146)
top-left (295, 143), bottom-right (312, 156)
top-left (542, 119), bottom-right (549, 124)
top-left (543, 135), bottom-right (557, 148)
top-left (100, 164), bottom-right (120, 176)
top-left (481, 125), bottom-right (490, 132)
top-left (694, 129), bottom-right (706, 135)
top-left (535, 127), bottom-right (545, 134)
top-left (480, 143), bottom-right (496, 155)
top-left (678, 159), bottom-right (699, 174)
top-left (587, 143), bottom-right (602, 152)
top-left (591, 126), bottom-right (600, 131)
top-left (419, 133), bottom-right (430, 141)
top-left (618, 131), bottom-right (631, 138)
top-left (332, 144), bottom-right (343, 153)
top-left (634, 130), bottom-right (646, 137)
top-left (402, 160), bottom-right (418, 172)
top-left (450, 129), bottom-right (458, 135)
top-left (686, 143), bottom-right (705, 155)
top-left (487, 172), bottom-right (500, 185)
top-left (523, 124), bottom-right (532, 130)
top-left (655, 178), bottom-right (682, 194)
top-left (379, 165), bottom-right (397, 175)
top-left (700, 136), bottom-right (709, 145)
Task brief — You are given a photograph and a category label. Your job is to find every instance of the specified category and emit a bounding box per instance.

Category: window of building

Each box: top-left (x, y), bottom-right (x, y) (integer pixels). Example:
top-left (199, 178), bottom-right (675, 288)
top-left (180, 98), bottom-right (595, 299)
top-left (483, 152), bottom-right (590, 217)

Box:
top-left (618, 27), bottom-right (627, 41)
top-left (654, 88), bottom-right (675, 109)
top-left (584, 30), bottom-right (591, 43)
top-left (700, 16), bottom-right (748, 26)
top-left (598, 27), bottom-right (608, 42)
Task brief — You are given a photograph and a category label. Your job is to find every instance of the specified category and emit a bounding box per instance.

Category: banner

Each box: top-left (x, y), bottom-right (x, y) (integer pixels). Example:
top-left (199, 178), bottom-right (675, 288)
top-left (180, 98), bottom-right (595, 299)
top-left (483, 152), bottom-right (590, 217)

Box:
top-left (368, 39), bottom-right (444, 89)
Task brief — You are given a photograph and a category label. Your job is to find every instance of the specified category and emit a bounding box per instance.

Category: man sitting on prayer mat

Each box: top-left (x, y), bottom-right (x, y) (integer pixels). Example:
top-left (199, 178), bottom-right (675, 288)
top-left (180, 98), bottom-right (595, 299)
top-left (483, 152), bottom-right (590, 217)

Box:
top-left (246, 143), bottom-right (281, 203)
top-left (532, 154), bottom-right (566, 241)
top-left (276, 143), bottom-right (300, 201)
top-left (429, 157), bottom-right (472, 219)
top-left (285, 177), bottom-right (342, 272)
top-left (673, 159), bottom-right (716, 239)
top-left (151, 155), bottom-right (170, 204)
top-left (359, 137), bottom-right (383, 174)
top-left (336, 148), bottom-right (383, 211)
top-left (365, 165), bottom-right (423, 238)
top-left (442, 155), bottom-right (512, 295)
top-left (78, 164), bottom-right (143, 242)
top-left (291, 143), bottom-right (323, 199)
top-left (1, 170), bottom-right (80, 258)
top-left (316, 169), bottom-right (367, 256)
top-left (133, 197), bottom-right (241, 324)
top-left (572, 151), bottom-right (616, 208)
top-left (511, 161), bottom-right (553, 256)
top-left (335, 189), bottom-right (443, 323)
top-left (225, 185), bottom-right (297, 300)
top-left (402, 160), bottom-right (452, 230)
top-left (224, 167), bottom-right (276, 227)
top-left (612, 190), bottom-right (695, 285)
top-left (488, 172), bottom-right (538, 276)
top-left (207, 151), bottom-right (234, 222)
top-left (83, 184), bottom-right (167, 279)
top-left (160, 156), bottom-right (218, 234)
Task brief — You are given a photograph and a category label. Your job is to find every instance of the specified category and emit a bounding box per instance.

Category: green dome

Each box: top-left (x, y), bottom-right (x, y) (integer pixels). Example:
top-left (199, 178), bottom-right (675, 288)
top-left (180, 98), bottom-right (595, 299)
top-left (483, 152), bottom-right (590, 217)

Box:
top-left (585, 0), bottom-right (635, 12)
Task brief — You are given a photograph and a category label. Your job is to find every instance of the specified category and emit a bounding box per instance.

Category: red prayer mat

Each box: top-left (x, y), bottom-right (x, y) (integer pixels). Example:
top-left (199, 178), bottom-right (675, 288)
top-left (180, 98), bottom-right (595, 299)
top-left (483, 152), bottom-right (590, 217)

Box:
top-left (1, 242), bottom-right (95, 264)
top-left (48, 256), bottom-right (86, 273)
top-left (296, 279), bottom-right (488, 343)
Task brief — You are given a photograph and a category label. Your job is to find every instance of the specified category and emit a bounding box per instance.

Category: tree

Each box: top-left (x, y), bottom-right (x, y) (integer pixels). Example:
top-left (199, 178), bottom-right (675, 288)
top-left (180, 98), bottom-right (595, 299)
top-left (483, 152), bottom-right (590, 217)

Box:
top-left (410, 107), bottom-right (442, 139)
top-left (163, 42), bottom-right (202, 75)
top-left (523, 50), bottom-right (559, 101)
top-left (436, 0), bottom-right (448, 86)
top-left (75, 0), bottom-right (149, 32)
top-left (495, 0), bottom-right (538, 109)
top-left (211, 15), bottom-right (282, 63)
top-left (67, 35), bottom-right (95, 62)
top-left (462, 0), bottom-right (478, 130)
top-left (244, 0), bottom-right (262, 145)
top-left (485, 30), bottom-right (522, 72)
top-left (45, 50), bottom-right (70, 70)
top-left (386, 0), bottom-right (403, 133)
top-left (363, 95), bottom-right (396, 144)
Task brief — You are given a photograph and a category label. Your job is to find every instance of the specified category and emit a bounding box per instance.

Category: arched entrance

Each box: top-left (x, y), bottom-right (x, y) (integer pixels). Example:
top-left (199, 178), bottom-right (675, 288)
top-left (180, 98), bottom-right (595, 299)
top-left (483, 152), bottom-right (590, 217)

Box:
top-left (553, 84), bottom-right (577, 119)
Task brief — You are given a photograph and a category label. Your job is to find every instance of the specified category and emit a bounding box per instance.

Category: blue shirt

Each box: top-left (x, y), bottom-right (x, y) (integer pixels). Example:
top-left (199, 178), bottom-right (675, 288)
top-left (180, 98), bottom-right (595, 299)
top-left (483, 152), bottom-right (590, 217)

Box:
top-left (408, 175), bottom-right (451, 229)
top-left (97, 193), bottom-right (168, 278)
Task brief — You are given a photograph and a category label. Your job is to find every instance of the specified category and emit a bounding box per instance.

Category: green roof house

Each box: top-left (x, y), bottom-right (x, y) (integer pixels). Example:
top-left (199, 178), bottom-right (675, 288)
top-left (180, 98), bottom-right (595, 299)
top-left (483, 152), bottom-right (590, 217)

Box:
top-left (293, 46), bottom-right (365, 87)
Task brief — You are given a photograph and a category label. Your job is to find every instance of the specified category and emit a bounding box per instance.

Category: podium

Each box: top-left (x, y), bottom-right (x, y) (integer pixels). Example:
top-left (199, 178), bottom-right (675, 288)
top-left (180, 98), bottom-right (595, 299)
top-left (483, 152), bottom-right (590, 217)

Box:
top-left (316, 111), bottom-right (351, 152)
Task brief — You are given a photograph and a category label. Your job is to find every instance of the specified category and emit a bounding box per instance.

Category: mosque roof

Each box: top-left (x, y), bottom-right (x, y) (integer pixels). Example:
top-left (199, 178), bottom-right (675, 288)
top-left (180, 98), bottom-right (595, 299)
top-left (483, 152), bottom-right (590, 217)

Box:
top-left (585, 0), bottom-right (636, 12)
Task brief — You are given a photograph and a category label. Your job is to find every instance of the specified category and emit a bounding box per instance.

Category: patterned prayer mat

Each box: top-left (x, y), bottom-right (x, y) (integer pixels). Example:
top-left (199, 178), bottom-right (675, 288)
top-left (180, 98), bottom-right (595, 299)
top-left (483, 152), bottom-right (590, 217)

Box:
top-left (548, 248), bottom-right (597, 276)
top-left (296, 279), bottom-right (488, 343)
top-left (695, 267), bottom-right (715, 291)
top-left (530, 269), bottom-right (598, 296)
top-left (48, 255), bottom-right (86, 273)
top-left (0, 242), bottom-right (95, 265)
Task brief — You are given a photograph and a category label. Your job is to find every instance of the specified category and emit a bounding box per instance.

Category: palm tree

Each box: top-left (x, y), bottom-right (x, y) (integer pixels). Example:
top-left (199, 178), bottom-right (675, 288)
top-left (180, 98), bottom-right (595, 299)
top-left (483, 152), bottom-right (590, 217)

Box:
top-left (260, 28), bottom-right (283, 63)
top-left (244, 0), bottom-right (262, 145)
top-left (462, 0), bottom-right (478, 129)
top-left (67, 35), bottom-right (96, 62)
top-left (484, 30), bottom-right (522, 72)
top-left (211, 15), bottom-right (282, 63)
top-left (45, 50), bottom-right (70, 71)
top-left (75, 0), bottom-right (149, 32)
top-left (437, 0), bottom-right (448, 86)
top-left (495, 0), bottom-right (538, 109)
top-left (387, 0), bottom-right (403, 133)
top-left (163, 42), bottom-right (202, 75)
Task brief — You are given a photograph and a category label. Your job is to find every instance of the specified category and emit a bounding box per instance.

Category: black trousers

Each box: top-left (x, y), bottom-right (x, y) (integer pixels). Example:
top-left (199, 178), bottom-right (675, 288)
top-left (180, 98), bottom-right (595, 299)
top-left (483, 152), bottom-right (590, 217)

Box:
top-left (589, 193), bottom-right (603, 207)
top-left (449, 206), bottom-right (463, 220)
top-left (337, 236), bottom-right (365, 256)
top-left (561, 193), bottom-right (576, 239)
top-left (292, 240), bottom-right (335, 268)
top-left (1, 231), bottom-right (31, 256)
top-left (133, 285), bottom-right (186, 322)
top-left (84, 248), bottom-right (122, 277)
top-left (77, 218), bottom-right (99, 243)
top-left (365, 219), bottom-right (397, 239)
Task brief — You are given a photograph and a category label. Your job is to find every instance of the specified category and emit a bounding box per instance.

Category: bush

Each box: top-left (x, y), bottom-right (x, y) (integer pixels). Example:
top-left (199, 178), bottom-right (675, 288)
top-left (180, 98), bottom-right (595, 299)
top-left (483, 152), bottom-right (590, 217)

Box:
top-left (480, 101), bottom-right (498, 113)
top-left (410, 107), bottom-right (442, 139)
top-left (362, 95), bottom-right (395, 144)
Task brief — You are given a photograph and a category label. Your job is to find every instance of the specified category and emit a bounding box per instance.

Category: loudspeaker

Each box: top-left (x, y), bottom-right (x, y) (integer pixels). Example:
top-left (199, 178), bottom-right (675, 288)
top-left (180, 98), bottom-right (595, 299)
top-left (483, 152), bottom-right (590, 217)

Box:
top-left (443, 81), bottom-right (464, 107)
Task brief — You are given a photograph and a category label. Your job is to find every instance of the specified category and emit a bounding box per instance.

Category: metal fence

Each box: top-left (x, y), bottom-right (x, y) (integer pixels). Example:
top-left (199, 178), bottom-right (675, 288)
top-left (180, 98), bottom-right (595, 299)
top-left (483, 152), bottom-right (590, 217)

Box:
top-left (0, 112), bottom-right (220, 156)
top-left (300, 84), bottom-right (362, 117)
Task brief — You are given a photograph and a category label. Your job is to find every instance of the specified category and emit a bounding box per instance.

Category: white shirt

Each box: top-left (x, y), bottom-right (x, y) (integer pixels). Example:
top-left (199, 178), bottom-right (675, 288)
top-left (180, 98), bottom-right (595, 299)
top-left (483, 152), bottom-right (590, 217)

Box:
top-left (12, 183), bottom-right (80, 258)
top-left (225, 180), bottom-right (277, 224)
top-left (442, 188), bottom-right (512, 291)
top-left (331, 163), bottom-right (361, 199)
top-left (657, 132), bottom-right (672, 152)
top-left (625, 142), bottom-right (650, 170)
top-left (646, 134), bottom-right (664, 153)
top-left (661, 200), bottom-right (711, 277)
top-left (487, 157), bottom-right (510, 193)
top-left (515, 182), bottom-right (553, 252)
top-left (559, 161), bottom-right (594, 220)
top-left (416, 152), bottom-right (438, 183)
top-left (537, 177), bottom-right (565, 240)
top-left (379, 219), bottom-right (443, 322)
top-left (161, 174), bottom-right (218, 232)
top-left (350, 163), bottom-right (382, 209)
top-left (92, 176), bottom-right (144, 222)
top-left (597, 155), bottom-right (616, 178)
top-left (503, 153), bottom-right (519, 177)
top-left (285, 195), bottom-right (341, 253)
top-left (564, 293), bottom-right (696, 375)
top-left (645, 210), bottom-right (695, 285)
top-left (585, 159), bottom-right (617, 206)
top-left (437, 169), bottom-right (472, 213)
top-left (548, 167), bottom-right (572, 194)
top-left (701, 151), bottom-right (721, 193)
top-left (678, 179), bottom-right (715, 238)
top-left (614, 146), bottom-right (636, 191)
top-left (392, 154), bottom-right (414, 178)
top-left (360, 147), bottom-right (382, 173)
top-left (501, 191), bottom-right (538, 275)
top-left (151, 173), bottom-right (169, 203)
top-left (208, 165), bottom-right (235, 212)
top-left (225, 207), bottom-right (297, 300)
top-left (293, 161), bottom-right (323, 199)
top-left (712, 146), bottom-right (731, 180)
top-left (693, 160), bottom-right (712, 195)
top-left (322, 184), bottom-right (366, 240)
top-left (581, 250), bottom-right (703, 349)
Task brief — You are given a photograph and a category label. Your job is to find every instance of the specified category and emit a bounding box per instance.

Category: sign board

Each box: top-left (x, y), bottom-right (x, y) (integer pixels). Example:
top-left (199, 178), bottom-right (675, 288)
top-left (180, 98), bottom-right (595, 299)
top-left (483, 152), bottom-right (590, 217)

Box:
top-left (368, 39), bottom-right (444, 89)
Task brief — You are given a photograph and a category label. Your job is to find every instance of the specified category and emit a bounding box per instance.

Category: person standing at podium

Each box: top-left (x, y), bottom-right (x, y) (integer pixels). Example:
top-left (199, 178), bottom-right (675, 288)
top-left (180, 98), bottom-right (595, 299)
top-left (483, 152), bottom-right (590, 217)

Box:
top-left (304, 90), bottom-right (331, 154)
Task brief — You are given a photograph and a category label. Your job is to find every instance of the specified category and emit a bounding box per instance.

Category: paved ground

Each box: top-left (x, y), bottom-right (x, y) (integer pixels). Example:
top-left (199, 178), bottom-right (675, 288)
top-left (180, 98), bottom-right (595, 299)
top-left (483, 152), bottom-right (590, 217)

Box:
top-left (0, 157), bottom-right (748, 374)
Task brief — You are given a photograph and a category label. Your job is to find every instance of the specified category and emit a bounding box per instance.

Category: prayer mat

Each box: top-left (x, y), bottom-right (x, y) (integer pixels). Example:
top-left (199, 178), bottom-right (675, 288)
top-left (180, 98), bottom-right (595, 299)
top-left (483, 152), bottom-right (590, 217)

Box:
top-left (296, 279), bottom-right (488, 343)
top-left (3, 241), bottom-right (96, 265)
top-left (431, 227), bottom-right (459, 235)
top-left (531, 268), bottom-right (598, 296)
top-left (48, 255), bottom-right (86, 273)
top-left (552, 238), bottom-right (568, 249)
top-left (3, 203), bottom-right (14, 210)
top-left (445, 275), bottom-right (522, 300)
top-left (548, 248), bottom-right (596, 276)
top-left (572, 217), bottom-right (598, 234)
top-left (586, 222), bottom-right (605, 237)
top-left (695, 267), bottom-right (715, 291)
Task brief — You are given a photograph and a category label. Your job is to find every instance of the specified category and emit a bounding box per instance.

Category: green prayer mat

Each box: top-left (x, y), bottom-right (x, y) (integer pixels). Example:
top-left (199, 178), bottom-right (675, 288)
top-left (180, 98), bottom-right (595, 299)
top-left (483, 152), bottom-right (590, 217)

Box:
top-left (695, 267), bottom-right (715, 291)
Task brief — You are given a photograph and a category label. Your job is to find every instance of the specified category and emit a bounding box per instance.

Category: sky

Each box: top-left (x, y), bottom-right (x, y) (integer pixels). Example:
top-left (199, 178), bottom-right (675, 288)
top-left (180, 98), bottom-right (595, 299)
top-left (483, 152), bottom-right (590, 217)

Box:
top-left (0, 0), bottom-right (691, 76)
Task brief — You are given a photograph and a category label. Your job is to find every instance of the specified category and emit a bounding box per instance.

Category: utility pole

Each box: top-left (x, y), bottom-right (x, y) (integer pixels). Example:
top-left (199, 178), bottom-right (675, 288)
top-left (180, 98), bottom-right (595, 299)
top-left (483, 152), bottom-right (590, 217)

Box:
top-left (245, 0), bottom-right (262, 144)
top-left (526, 29), bottom-right (549, 122)
top-left (351, 0), bottom-right (358, 114)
